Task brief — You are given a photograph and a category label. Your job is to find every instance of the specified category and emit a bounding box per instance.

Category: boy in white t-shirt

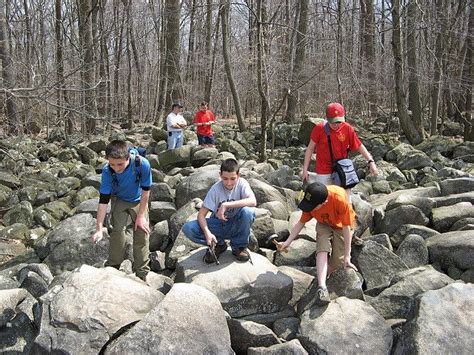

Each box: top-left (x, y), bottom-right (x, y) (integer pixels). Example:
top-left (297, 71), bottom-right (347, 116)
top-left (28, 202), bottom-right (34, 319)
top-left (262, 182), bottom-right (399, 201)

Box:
top-left (182, 159), bottom-right (257, 262)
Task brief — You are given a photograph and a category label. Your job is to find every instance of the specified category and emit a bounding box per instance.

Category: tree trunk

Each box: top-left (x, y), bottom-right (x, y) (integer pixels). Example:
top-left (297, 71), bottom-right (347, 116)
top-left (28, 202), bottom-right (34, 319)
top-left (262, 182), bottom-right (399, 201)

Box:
top-left (127, 2), bottom-right (143, 122)
top-left (256, 0), bottom-right (270, 161)
top-left (164, 0), bottom-right (181, 110)
top-left (407, 0), bottom-right (424, 138)
top-left (204, 9), bottom-right (220, 104)
top-left (203, 0), bottom-right (214, 102)
top-left (185, 0), bottom-right (196, 83)
top-left (97, 0), bottom-right (109, 123)
top-left (462, 0), bottom-right (474, 141)
top-left (430, 0), bottom-right (447, 135)
top-left (336, 0), bottom-right (343, 103)
top-left (0, 0), bottom-right (18, 135)
top-left (78, 0), bottom-right (98, 133)
top-left (125, 0), bottom-right (133, 129)
top-left (360, 0), bottom-right (376, 114)
top-left (112, 0), bottom-right (125, 120)
top-left (285, 0), bottom-right (308, 123)
top-left (220, 0), bottom-right (245, 131)
top-left (391, 0), bottom-right (422, 145)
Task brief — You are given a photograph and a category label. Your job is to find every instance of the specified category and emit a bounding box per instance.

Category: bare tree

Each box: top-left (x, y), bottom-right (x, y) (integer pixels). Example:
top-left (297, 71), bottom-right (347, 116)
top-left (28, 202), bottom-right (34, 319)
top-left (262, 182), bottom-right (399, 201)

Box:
top-left (360, 0), bottom-right (376, 114)
top-left (78, 0), bottom-right (98, 133)
top-left (461, 0), bottom-right (474, 141)
top-left (164, 0), bottom-right (182, 111)
top-left (256, 0), bottom-right (270, 161)
top-left (285, 0), bottom-right (308, 123)
top-left (406, 0), bottom-right (424, 138)
top-left (430, 0), bottom-right (447, 135)
top-left (0, 0), bottom-right (18, 135)
top-left (220, 0), bottom-right (245, 131)
top-left (391, 0), bottom-right (422, 145)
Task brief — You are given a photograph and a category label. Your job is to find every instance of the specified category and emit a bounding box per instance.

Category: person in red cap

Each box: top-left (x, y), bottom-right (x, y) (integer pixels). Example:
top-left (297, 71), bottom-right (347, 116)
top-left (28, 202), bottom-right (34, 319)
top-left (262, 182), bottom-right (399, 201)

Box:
top-left (302, 102), bottom-right (378, 189)
top-left (277, 181), bottom-right (358, 306)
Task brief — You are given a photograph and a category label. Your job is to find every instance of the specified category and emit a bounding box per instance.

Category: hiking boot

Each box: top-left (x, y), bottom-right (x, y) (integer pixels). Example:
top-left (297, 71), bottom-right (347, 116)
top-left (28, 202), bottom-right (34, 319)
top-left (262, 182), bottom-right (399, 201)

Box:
top-left (232, 247), bottom-right (250, 262)
top-left (315, 287), bottom-right (330, 306)
top-left (204, 242), bottom-right (228, 264)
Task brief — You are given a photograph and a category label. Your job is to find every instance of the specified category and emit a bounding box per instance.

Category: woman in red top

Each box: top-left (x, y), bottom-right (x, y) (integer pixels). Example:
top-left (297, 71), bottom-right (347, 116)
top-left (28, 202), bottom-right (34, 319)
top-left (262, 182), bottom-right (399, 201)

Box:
top-left (194, 102), bottom-right (216, 147)
top-left (302, 102), bottom-right (378, 187)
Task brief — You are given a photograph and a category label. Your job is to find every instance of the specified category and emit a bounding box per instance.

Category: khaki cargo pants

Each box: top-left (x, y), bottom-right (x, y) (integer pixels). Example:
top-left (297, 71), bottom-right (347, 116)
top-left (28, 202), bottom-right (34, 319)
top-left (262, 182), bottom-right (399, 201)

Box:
top-left (105, 197), bottom-right (150, 278)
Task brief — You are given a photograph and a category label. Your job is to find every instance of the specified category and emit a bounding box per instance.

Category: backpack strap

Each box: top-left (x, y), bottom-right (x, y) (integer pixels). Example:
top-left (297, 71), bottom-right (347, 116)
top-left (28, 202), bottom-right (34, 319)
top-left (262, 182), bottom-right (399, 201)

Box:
top-left (134, 154), bottom-right (142, 183)
top-left (324, 121), bottom-right (335, 168)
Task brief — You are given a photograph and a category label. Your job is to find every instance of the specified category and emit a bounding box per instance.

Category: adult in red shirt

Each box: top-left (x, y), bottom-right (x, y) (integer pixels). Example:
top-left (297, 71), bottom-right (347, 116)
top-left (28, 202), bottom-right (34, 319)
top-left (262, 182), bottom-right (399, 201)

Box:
top-left (278, 182), bottom-right (357, 306)
top-left (302, 102), bottom-right (378, 187)
top-left (194, 102), bottom-right (216, 147)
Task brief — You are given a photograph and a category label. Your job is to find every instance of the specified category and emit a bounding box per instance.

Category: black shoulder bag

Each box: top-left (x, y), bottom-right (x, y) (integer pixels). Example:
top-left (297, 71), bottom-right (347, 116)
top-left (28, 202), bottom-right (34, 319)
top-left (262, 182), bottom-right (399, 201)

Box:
top-left (324, 122), bottom-right (360, 189)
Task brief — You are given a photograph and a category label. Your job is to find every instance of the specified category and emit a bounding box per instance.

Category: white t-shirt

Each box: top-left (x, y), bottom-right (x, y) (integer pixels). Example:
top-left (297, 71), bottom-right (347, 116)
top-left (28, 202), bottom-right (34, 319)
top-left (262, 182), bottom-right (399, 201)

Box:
top-left (203, 177), bottom-right (255, 219)
top-left (167, 112), bottom-right (187, 132)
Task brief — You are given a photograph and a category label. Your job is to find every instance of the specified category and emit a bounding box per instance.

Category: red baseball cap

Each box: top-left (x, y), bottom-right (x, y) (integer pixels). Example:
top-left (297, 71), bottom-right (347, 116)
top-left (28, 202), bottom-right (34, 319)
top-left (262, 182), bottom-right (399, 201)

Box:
top-left (326, 102), bottom-right (345, 123)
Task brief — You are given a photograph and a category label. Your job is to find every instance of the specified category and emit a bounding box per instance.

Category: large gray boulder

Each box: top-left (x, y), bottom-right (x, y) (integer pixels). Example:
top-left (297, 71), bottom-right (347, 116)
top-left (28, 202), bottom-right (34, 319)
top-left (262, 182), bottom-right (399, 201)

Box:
top-left (157, 145), bottom-right (192, 171)
top-left (33, 265), bottom-right (164, 354)
top-left (394, 283), bottom-right (474, 354)
top-left (426, 230), bottom-right (474, 270)
top-left (396, 234), bottom-right (429, 268)
top-left (248, 339), bottom-right (308, 355)
top-left (431, 202), bottom-right (474, 232)
top-left (298, 297), bottom-right (392, 354)
top-left (174, 167), bottom-right (220, 208)
top-left (248, 178), bottom-right (289, 206)
top-left (391, 224), bottom-right (440, 248)
top-left (176, 249), bottom-right (293, 317)
top-left (278, 266), bottom-right (315, 307)
top-left (368, 265), bottom-right (454, 319)
top-left (34, 214), bottom-right (109, 275)
top-left (3, 201), bottom-right (34, 227)
top-left (105, 283), bottom-right (233, 354)
top-left (356, 241), bottom-right (408, 291)
top-left (439, 177), bottom-right (474, 195)
top-left (374, 205), bottom-right (429, 236)
top-left (228, 319), bottom-right (280, 353)
top-left (273, 238), bottom-right (317, 267)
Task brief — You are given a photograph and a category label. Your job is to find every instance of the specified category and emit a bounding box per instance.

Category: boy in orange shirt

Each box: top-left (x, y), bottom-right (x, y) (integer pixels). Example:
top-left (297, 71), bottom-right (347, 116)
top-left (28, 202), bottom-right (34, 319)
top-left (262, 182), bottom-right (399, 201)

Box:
top-left (279, 182), bottom-right (358, 305)
top-left (194, 102), bottom-right (216, 147)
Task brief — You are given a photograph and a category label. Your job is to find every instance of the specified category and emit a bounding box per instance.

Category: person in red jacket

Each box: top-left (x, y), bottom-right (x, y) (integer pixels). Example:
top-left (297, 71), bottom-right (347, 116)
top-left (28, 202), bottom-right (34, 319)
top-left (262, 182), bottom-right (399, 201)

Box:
top-left (194, 102), bottom-right (216, 147)
top-left (302, 102), bottom-right (378, 188)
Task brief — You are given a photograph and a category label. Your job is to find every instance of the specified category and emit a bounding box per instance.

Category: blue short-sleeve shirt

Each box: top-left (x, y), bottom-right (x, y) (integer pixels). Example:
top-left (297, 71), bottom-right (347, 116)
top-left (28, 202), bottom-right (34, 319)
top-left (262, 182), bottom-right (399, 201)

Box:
top-left (99, 156), bottom-right (152, 203)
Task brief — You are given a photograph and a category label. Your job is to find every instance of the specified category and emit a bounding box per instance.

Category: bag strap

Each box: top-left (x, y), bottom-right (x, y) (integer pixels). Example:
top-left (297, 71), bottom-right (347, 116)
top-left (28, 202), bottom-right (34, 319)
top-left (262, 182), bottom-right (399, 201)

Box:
top-left (134, 154), bottom-right (142, 183)
top-left (324, 122), bottom-right (336, 167)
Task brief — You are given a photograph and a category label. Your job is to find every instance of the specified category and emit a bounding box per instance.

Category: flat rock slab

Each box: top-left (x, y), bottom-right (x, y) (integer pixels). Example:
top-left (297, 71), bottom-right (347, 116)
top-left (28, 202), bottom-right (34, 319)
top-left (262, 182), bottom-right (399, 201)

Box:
top-left (176, 248), bottom-right (293, 317)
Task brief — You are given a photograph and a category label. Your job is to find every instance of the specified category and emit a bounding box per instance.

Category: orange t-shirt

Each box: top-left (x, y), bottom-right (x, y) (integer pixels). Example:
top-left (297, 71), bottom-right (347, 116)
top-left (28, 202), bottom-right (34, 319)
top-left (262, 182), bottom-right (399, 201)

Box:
top-left (299, 185), bottom-right (355, 229)
top-left (194, 110), bottom-right (215, 136)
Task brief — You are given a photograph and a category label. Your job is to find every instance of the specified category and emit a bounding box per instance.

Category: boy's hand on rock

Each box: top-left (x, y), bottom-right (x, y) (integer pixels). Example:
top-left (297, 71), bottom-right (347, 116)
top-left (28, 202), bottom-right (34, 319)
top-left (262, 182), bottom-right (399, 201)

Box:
top-left (273, 239), bottom-right (289, 253)
top-left (91, 231), bottom-right (103, 244)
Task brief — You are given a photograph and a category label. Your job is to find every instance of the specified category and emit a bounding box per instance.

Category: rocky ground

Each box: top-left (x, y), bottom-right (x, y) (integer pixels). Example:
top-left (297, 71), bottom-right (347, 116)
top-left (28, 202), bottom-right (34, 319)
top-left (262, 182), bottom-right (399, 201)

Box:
top-left (0, 118), bottom-right (473, 354)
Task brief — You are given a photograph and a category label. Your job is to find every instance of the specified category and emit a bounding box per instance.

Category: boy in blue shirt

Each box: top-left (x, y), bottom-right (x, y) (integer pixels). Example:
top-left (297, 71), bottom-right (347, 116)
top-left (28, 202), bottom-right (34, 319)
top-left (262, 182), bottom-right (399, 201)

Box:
top-left (91, 140), bottom-right (152, 280)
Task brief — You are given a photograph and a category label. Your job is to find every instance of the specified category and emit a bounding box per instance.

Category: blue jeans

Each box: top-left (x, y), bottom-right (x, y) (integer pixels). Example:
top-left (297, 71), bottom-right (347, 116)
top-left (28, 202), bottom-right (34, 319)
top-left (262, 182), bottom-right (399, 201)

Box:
top-left (168, 131), bottom-right (184, 150)
top-left (182, 207), bottom-right (256, 252)
top-left (197, 134), bottom-right (215, 145)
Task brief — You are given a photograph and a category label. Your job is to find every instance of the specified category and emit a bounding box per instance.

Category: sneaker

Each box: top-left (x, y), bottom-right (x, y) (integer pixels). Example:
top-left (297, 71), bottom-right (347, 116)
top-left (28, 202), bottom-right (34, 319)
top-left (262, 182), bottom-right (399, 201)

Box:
top-left (315, 287), bottom-right (330, 306)
top-left (232, 247), bottom-right (250, 262)
top-left (204, 242), bottom-right (228, 264)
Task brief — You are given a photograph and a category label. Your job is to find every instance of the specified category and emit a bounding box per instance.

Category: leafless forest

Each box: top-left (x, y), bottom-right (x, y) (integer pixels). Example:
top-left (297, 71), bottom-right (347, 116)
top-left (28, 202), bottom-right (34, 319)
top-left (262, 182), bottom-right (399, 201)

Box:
top-left (0, 0), bottom-right (473, 144)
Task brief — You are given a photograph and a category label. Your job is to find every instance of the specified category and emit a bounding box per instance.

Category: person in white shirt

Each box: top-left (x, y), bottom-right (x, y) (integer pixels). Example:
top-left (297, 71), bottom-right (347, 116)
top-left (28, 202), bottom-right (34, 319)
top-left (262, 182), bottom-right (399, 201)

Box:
top-left (166, 102), bottom-right (187, 149)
